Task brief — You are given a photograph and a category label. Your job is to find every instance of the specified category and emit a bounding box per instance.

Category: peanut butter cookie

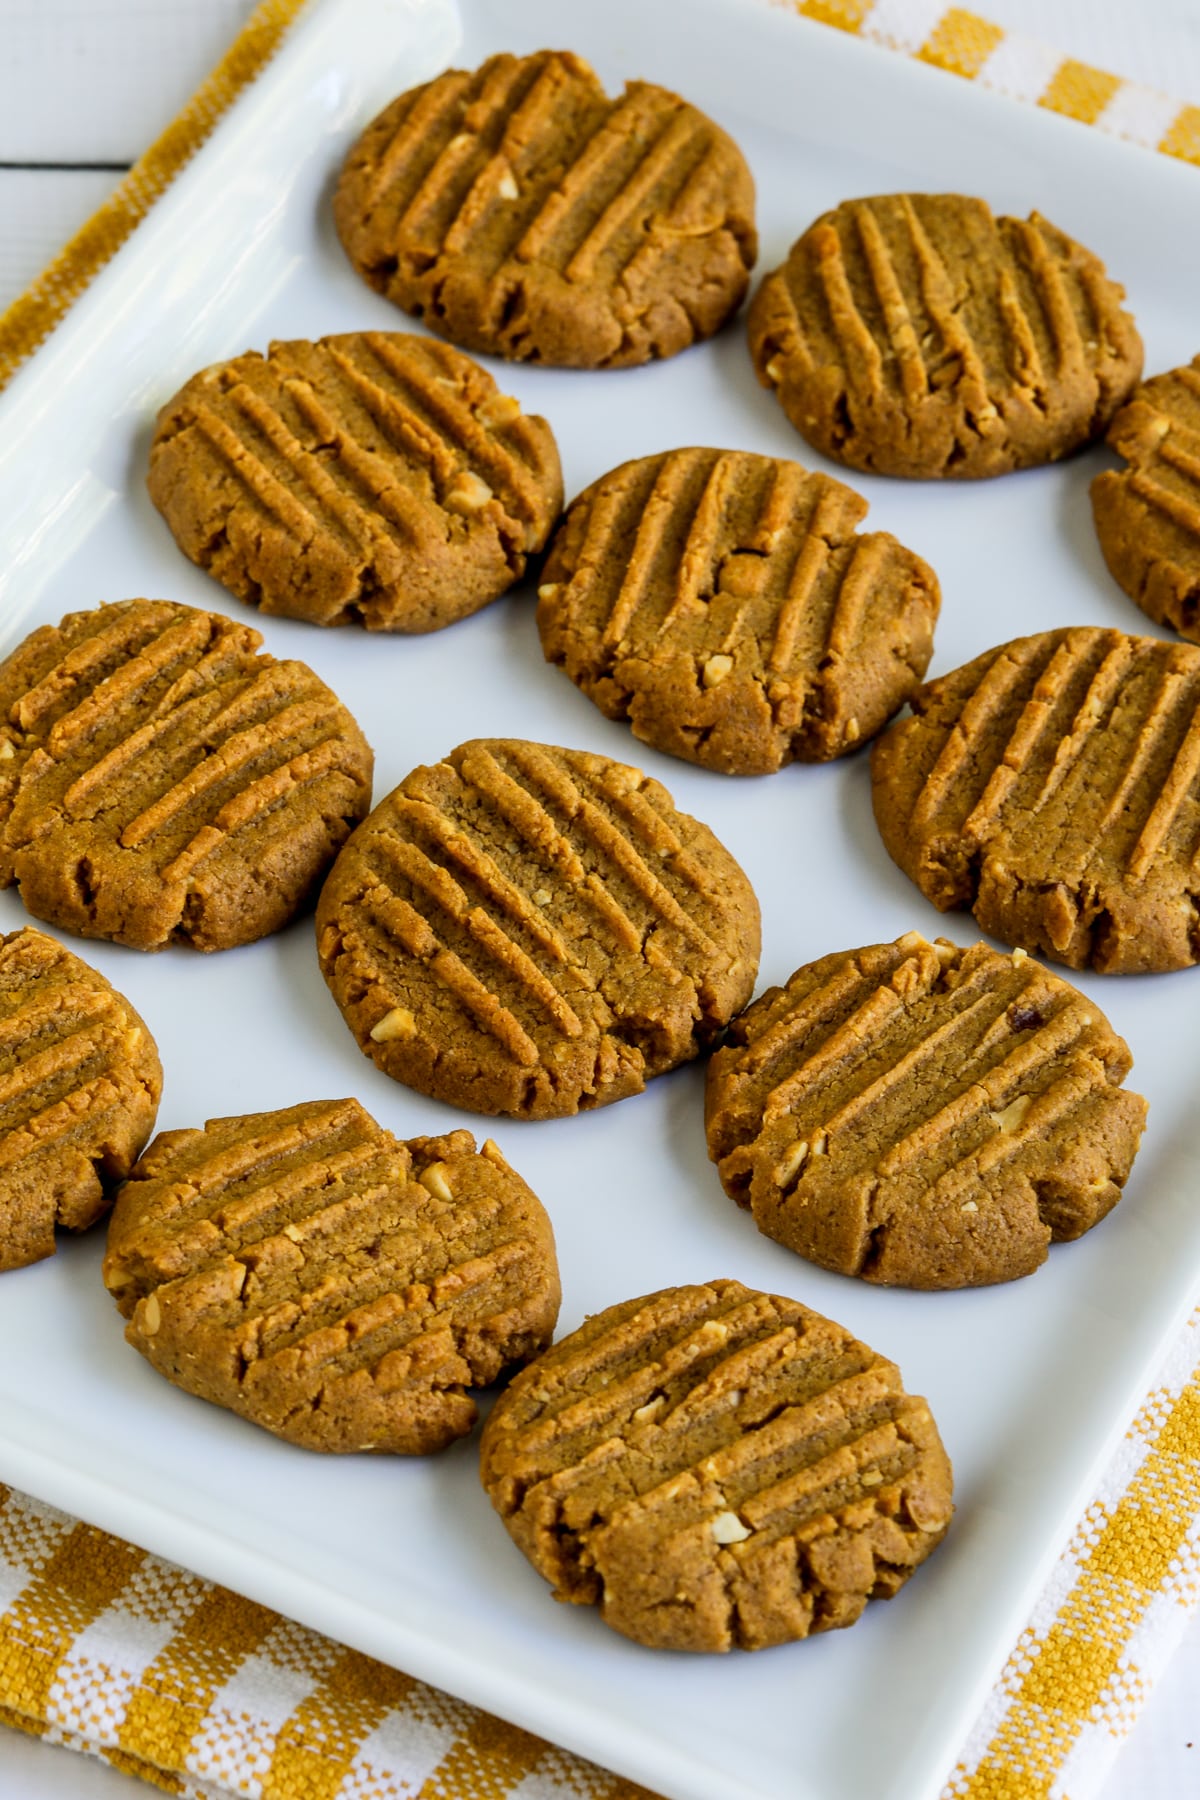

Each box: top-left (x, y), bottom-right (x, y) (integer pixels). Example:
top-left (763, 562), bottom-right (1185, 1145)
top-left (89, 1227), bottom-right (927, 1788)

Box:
top-left (103, 1100), bottom-right (559, 1453)
top-left (479, 1278), bottom-right (953, 1650)
top-left (748, 194), bottom-right (1142, 478)
top-left (537, 447), bottom-right (940, 774)
top-left (705, 934), bottom-right (1146, 1289)
top-left (0, 599), bottom-right (373, 951)
top-left (333, 50), bottom-right (756, 369)
top-left (316, 739), bottom-right (760, 1118)
top-left (870, 627), bottom-right (1200, 972)
top-left (1092, 356), bottom-right (1200, 643)
top-left (147, 332), bottom-right (563, 631)
top-left (0, 927), bottom-right (161, 1271)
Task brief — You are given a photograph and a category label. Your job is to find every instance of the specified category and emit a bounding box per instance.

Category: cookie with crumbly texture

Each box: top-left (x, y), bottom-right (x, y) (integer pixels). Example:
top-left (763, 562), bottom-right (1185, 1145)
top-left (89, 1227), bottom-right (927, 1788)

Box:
top-left (706, 934), bottom-right (1146, 1290)
top-left (316, 738), bottom-right (760, 1118)
top-left (1092, 356), bottom-right (1200, 643)
top-left (0, 600), bottom-right (373, 952)
top-left (0, 927), bottom-right (161, 1272)
top-left (333, 50), bottom-right (756, 370)
top-left (537, 447), bottom-right (940, 774)
top-left (479, 1278), bottom-right (953, 1651)
top-left (870, 627), bottom-right (1200, 973)
top-left (147, 332), bottom-right (563, 631)
top-left (748, 194), bottom-right (1142, 479)
top-left (103, 1100), bottom-right (559, 1453)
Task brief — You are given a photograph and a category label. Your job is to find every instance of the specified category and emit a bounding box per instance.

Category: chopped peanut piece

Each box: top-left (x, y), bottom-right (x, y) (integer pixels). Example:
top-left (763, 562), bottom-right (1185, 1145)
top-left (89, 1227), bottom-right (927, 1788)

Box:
top-left (420, 1162), bottom-right (454, 1203)
top-left (371, 1006), bottom-right (416, 1043)
top-left (990, 1094), bottom-right (1032, 1134)
top-left (445, 470), bottom-right (494, 513)
top-left (479, 393), bottom-right (521, 428)
top-left (710, 1510), bottom-right (751, 1544)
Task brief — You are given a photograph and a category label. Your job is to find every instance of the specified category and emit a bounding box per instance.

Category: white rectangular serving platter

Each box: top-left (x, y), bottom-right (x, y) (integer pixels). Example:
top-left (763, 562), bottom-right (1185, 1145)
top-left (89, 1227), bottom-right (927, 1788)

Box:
top-left (1, 3), bottom-right (1200, 1796)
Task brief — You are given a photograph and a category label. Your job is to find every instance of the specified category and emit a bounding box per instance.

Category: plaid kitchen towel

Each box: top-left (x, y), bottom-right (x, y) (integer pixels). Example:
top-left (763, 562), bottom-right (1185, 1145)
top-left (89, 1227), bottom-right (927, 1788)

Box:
top-left (2, 2), bottom-right (1200, 1797)
top-left (793, 0), bottom-right (1200, 161)
top-left (4, 1309), bottom-right (1200, 1799)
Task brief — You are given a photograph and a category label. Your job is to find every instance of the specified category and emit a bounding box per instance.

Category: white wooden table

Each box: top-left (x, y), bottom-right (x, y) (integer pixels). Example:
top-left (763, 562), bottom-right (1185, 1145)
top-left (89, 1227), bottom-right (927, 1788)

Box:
top-left (0, 3), bottom-right (1198, 1796)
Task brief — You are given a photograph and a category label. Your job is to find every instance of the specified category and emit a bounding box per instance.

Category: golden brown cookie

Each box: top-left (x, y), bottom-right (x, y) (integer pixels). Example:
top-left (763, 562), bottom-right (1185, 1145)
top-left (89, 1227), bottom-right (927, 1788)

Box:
top-left (0, 927), bottom-right (161, 1271)
top-left (147, 332), bottom-right (563, 631)
top-left (1092, 356), bottom-right (1200, 643)
top-left (537, 447), bottom-right (940, 774)
top-left (102, 1100), bottom-right (560, 1452)
top-left (705, 934), bottom-right (1146, 1290)
top-left (870, 627), bottom-right (1200, 973)
top-left (748, 194), bottom-right (1142, 479)
top-left (316, 739), bottom-right (760, 1118)
top-left (333, 50), bottom-right (757, 369)
top-left (479, 1278), bottom-right (953, 1650)
top-left (0, 599), bottom-right (373, 952)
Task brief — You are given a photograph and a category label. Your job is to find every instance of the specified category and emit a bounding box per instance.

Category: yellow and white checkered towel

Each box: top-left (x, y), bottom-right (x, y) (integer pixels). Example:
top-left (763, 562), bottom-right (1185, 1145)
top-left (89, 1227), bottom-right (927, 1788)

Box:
top-left (3, 3), bottom-right (1200, 1797)
top-left (4, 1308), bottom-right (1200, 1800)
top-left (0, 1482), bottom-right (652, 1799)
top-left (793, 0), bottom-right (1200, 162)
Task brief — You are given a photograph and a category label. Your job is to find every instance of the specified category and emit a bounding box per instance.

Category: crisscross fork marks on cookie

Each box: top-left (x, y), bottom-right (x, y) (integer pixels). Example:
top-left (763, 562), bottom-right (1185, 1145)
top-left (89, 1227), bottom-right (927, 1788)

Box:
top-left (872, 627), bottom-right (1200, 971)
top-left (1093, 356), bottom-right (1200, 644)
top-left (334, 51), bottom-right (756, 369)
top-left (147, 334), bottom-right (561, 631)
top-left (0, 927), bottom-right (161, 1271)
top-left (317, 739), bottom-right (758, 1118)
top-left (538, 448), bottom-right (938, 775)
top-left (480, 1279), bottom-right (953, 1650)
top-left (103, 1102), bottom-right (559, 1453)
top-left (705, 935), bottom-right (1147, 1287)
top-left (0, 600), bottom-right (372, 950)
top-left (748, 194), bottom-right (1142, 479)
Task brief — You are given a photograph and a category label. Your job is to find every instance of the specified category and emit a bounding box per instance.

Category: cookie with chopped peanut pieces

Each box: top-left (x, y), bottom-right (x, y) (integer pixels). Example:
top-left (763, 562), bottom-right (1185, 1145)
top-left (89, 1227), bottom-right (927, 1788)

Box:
top-left (316, 738), bottom-right (760, 1118)
top-left (0, 926), bottom-right (161, 1272)
top-left (870, 627), bottom-right (1200, 972)
top-left (103, 1099), bottom-right (560, 1452)
top-left (1092, 355), bottom-right (1200, 643)
top-left (147, 332), bottom-right (562, 630)
top-left (705, 934), bottom-right (1147, 1288)
top-left (333, 50), bottom-right (757, 369)
top-left (480, 1278), bottom-right (953, 1649)
top-left (0, 599), bottom-right (372, 951)
top-left (748, 193), bottom-right (1142, 478)
top-left (537, 446), bottom-right (939, 774)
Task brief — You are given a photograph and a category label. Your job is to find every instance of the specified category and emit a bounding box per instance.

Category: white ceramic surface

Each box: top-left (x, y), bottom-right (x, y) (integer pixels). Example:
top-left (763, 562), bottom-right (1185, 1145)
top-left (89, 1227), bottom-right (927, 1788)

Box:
top-left (1, 3), bottom-right (1199, 1797)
